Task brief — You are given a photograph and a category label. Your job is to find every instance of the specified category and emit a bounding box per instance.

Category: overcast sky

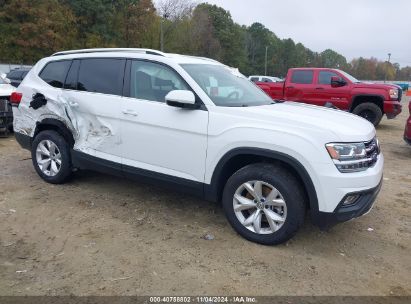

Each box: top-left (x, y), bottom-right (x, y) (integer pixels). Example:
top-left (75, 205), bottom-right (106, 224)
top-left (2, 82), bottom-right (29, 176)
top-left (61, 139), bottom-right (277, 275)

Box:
top-left (200, 0), bottom-right (411, 67)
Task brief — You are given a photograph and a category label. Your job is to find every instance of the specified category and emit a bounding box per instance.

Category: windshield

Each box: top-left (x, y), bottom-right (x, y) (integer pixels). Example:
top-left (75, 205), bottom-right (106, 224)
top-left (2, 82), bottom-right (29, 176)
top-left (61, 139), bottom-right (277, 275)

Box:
top-left (337, 69), bottom-right (360, 83)
top-left (181, 64), bottom-right (273, 107)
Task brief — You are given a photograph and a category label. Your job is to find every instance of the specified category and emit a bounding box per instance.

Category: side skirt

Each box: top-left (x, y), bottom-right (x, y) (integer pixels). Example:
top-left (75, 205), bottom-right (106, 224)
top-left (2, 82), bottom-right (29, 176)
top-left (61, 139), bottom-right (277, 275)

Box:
top-left (71, 150), bottom-right (206, 199)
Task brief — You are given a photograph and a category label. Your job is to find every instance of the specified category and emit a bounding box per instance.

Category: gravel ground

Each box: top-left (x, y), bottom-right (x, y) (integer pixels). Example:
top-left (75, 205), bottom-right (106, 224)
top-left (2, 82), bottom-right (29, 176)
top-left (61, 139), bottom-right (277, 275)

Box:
top-left (0, 98), bottom-right (410, 296)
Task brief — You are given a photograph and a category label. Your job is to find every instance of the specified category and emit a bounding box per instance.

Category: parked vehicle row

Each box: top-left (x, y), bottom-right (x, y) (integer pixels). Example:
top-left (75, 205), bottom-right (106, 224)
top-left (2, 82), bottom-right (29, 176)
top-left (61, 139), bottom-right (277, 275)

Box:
top-left (11, 48), bottom-right (383, 245)
top-left (254, 68), bottom-right (402, 126)
top-left (405, 100), bottom-right (411, 145)
top-left (0, 75), bottom-right (15, 135)
top-left (249, 75), bottom-right (283, 83)
top-left (6, 67), bottom-right (31, 87)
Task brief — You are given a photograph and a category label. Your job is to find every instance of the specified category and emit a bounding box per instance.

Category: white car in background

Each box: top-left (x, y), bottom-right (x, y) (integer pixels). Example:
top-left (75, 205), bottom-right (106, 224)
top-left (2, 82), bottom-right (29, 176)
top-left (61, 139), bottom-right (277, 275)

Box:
top-left (0, 74), bottom-right (15, 99)
top-left (249, 75), bottom-right (283, 83)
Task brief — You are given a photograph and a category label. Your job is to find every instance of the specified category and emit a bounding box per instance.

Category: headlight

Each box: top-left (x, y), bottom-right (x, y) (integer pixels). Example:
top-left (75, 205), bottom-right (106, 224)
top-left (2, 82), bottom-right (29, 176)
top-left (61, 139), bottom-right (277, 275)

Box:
top-left (389, 89), bottom-right (398, 99)
top-left (326, 141), bottom-right (378, 173)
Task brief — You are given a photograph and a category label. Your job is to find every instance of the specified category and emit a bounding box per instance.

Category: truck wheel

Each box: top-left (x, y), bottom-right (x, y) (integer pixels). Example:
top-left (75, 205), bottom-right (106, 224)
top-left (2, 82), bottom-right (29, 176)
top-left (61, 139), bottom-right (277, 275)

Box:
top-left (352, 102), bottom-right (383, 126)
top-left (222, 163), bottom-right (305, 245)
top-left (31, 130), bottom-right (72, 184)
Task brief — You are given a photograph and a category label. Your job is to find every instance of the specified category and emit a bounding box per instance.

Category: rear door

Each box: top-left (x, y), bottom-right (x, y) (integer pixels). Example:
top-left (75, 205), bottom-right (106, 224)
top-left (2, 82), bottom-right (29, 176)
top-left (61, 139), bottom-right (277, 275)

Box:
top-left (284, 69), bottom-right (315, 104)
top-left (61, 58), bottom-right (125, 163)
top-left (120, 59), bottom-right (208, 185)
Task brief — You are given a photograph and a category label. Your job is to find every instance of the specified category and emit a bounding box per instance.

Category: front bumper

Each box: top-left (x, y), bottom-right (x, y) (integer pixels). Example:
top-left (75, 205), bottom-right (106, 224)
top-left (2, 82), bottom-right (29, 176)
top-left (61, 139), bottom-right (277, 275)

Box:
top-left (384, 100), bottom-right (402, 119)
top-left (316, 178), bottom-right (382, 229)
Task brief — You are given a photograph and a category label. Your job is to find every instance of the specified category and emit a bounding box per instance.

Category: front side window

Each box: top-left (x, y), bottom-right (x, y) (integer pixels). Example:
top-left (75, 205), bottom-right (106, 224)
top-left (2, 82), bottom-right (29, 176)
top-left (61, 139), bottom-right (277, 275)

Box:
top-left (182, 64), bottom-right (273, 107)
top-left (262, 77), bottom-right (273, 83)
top-left (77, 59), bottom-right (125, 95)
top-left (318, 71), bottom-right (340, 85)
top-left (130, 60), bottom-right (189, 102)
top-left (250, 77), bottom-right (259, 82)
top-left (39, 61), bottom-right (71, 88)
top-left (290, 70), bottom-right (313, 84)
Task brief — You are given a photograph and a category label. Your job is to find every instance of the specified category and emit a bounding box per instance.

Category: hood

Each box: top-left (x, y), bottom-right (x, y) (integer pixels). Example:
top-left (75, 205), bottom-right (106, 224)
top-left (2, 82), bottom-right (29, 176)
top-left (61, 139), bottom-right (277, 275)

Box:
top-left (353, 82), bottom-right (397, 91)
top-left (229, 102), bottom-right (375, 142)
top-left (0, 83), bottom-right (15, 96)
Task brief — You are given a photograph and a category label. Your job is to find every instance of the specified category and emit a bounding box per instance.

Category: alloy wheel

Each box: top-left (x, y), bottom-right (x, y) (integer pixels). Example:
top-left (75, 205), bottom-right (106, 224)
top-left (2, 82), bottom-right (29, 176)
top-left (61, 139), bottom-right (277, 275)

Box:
top-left (233, 181), bottom-right (287, 234)
top-left (35, 139), bottom-right (62, 177)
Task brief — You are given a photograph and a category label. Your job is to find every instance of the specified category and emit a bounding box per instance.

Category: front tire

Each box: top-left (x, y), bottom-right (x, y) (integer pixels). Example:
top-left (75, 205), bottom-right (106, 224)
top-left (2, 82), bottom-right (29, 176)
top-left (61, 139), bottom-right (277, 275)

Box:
top-left (352, 102), bottom-right (383, 126)
top-left (31, 130), bottom-right (72, 184)
top-left (222, 163), bottom-right (305, 245)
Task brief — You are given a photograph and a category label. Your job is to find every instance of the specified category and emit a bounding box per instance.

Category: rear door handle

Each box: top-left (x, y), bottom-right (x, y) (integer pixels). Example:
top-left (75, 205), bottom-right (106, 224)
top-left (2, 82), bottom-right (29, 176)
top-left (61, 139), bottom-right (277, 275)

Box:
top-left (122, 109), bottom-right (138, 116)
top-left (286, 86), bottom-right (294, 89)
top-left (315, 87), bottom-right (324, 90)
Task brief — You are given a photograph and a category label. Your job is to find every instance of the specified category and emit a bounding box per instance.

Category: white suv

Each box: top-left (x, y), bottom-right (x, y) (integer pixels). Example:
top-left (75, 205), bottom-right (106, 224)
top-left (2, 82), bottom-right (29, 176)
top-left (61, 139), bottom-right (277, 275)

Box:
top-left (11, 48), bottom-right (383, 245)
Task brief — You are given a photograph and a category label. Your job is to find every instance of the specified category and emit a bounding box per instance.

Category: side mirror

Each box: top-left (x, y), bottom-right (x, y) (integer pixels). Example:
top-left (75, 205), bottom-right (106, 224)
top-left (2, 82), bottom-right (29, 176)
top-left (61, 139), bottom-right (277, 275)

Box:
top-left (331, 76), bottom-right (346, 87)
top-left (165, 90), bottom-right (199, 109)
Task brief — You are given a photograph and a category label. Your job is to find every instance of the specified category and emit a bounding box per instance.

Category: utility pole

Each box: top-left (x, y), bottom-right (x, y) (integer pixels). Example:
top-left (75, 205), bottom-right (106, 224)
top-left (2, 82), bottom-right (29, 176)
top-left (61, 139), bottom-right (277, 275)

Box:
top-left (264, 46), bottom-right (268, 76)
top-left (384, 53), bottom-right (391, 83)
top-left (160, 13), bottom-right (169, 52)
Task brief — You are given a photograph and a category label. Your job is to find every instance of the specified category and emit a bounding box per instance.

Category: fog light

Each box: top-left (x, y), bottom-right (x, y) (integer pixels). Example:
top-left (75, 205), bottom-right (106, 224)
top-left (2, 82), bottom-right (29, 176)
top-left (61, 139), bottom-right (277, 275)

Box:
top-left (342, 194), bottom-right (360, 206)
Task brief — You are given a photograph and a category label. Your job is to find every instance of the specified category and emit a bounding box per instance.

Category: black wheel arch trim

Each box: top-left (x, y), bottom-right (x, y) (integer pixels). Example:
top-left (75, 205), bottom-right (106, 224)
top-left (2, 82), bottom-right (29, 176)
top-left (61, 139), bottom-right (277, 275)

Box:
top-left (35, 118), bottom-right (75, 147)
top-left (205, 147), bottom-right (321, 224)
top-left (349, 94), bottom-right (385, 112)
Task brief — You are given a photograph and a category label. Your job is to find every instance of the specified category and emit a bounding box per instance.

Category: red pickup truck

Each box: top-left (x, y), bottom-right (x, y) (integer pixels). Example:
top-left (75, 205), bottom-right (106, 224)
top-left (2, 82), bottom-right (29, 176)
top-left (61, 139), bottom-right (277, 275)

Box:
top-left (255, 68), bottom-right (402, 126)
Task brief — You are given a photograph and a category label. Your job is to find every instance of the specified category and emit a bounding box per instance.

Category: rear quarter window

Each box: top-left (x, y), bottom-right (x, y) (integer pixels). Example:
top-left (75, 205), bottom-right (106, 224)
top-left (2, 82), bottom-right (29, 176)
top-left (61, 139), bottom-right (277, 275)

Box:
top-left (39, 61), bottom-right (72, 88)
top-left (290, 70), bottom-right (313, 84)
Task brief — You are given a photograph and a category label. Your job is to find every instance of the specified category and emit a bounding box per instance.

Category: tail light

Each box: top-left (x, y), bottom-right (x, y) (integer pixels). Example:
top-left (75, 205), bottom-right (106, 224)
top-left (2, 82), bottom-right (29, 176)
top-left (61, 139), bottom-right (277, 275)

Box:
top-left (10, 92), bottom-right (22, 106)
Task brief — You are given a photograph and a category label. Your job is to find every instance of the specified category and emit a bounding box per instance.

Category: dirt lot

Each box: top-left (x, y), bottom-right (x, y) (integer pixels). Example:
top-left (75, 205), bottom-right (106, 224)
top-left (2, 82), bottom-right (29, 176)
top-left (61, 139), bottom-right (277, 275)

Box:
top-left (0, 98), bottom-right (410, 296)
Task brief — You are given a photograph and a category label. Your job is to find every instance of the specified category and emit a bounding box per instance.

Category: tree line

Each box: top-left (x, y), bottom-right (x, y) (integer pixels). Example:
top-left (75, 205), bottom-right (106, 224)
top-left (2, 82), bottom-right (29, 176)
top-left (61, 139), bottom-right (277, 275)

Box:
top-left (0, 0), bottom-right (410, 81)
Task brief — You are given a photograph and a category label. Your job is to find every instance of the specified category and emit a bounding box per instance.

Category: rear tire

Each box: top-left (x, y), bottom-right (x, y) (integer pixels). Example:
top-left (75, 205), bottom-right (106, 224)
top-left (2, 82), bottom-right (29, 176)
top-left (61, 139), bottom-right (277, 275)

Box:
top-left (31, 130), bottom-right (72, 184)
top-left (352, 102), bottom-right (383, 126)
top-left (222, 163), bottom-right (305, 245)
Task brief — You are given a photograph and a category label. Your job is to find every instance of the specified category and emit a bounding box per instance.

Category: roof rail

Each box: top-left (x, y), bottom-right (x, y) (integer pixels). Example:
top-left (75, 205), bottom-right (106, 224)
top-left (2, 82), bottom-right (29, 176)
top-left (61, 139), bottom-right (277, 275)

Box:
top-left (52, 48), bottom-right (166, 57)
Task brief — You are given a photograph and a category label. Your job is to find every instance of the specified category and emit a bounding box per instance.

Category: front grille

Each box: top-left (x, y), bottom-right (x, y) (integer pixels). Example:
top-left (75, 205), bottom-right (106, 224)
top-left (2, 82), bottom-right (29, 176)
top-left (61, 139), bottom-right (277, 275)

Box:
top-left (365, 137), bottom-right (379, 167)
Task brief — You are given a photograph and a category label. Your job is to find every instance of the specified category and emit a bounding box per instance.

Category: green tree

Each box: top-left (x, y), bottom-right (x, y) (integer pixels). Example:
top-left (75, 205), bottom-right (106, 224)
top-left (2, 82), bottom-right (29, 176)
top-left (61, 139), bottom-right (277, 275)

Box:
top-left (320, 49), bottom-right (348, 69)
top-left (0, 0), bottom-right (77, 63)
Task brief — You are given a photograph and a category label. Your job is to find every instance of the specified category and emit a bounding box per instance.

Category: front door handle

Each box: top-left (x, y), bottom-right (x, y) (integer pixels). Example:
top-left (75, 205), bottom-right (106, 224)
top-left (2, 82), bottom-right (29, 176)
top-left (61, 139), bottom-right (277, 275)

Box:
top-left (122, 109), bottom-right (138, 116)
top-left (315, 87), bottom-right (324, 90)
top-left (286, 86), bottom-right (294, 89)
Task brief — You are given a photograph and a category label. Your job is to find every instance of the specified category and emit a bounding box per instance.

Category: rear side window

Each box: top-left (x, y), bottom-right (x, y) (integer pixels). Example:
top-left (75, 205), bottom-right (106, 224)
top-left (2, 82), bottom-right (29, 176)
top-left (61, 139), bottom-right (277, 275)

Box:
top-left (64, 60), bottom-right (80, 90)
top-left (250, 77), bottom-right (259, 82)
top-left (262, 77), bottom-right (273, 83)
top-left (290, 70), bottom-right (313, 84)
top-left (39, 61), bottom-right (71, 88)
top-left (318, 71), bottom-right (339, 85)
top-left (77, 59), bottom-right (125, 96)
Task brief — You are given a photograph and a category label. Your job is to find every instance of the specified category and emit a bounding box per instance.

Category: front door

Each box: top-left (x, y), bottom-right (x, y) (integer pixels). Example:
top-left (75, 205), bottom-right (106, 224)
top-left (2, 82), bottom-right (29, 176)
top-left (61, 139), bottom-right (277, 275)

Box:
top-left (314, 70), bottom-right (351, 109)
top-left (120, 60), bottom-right (208, 185)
